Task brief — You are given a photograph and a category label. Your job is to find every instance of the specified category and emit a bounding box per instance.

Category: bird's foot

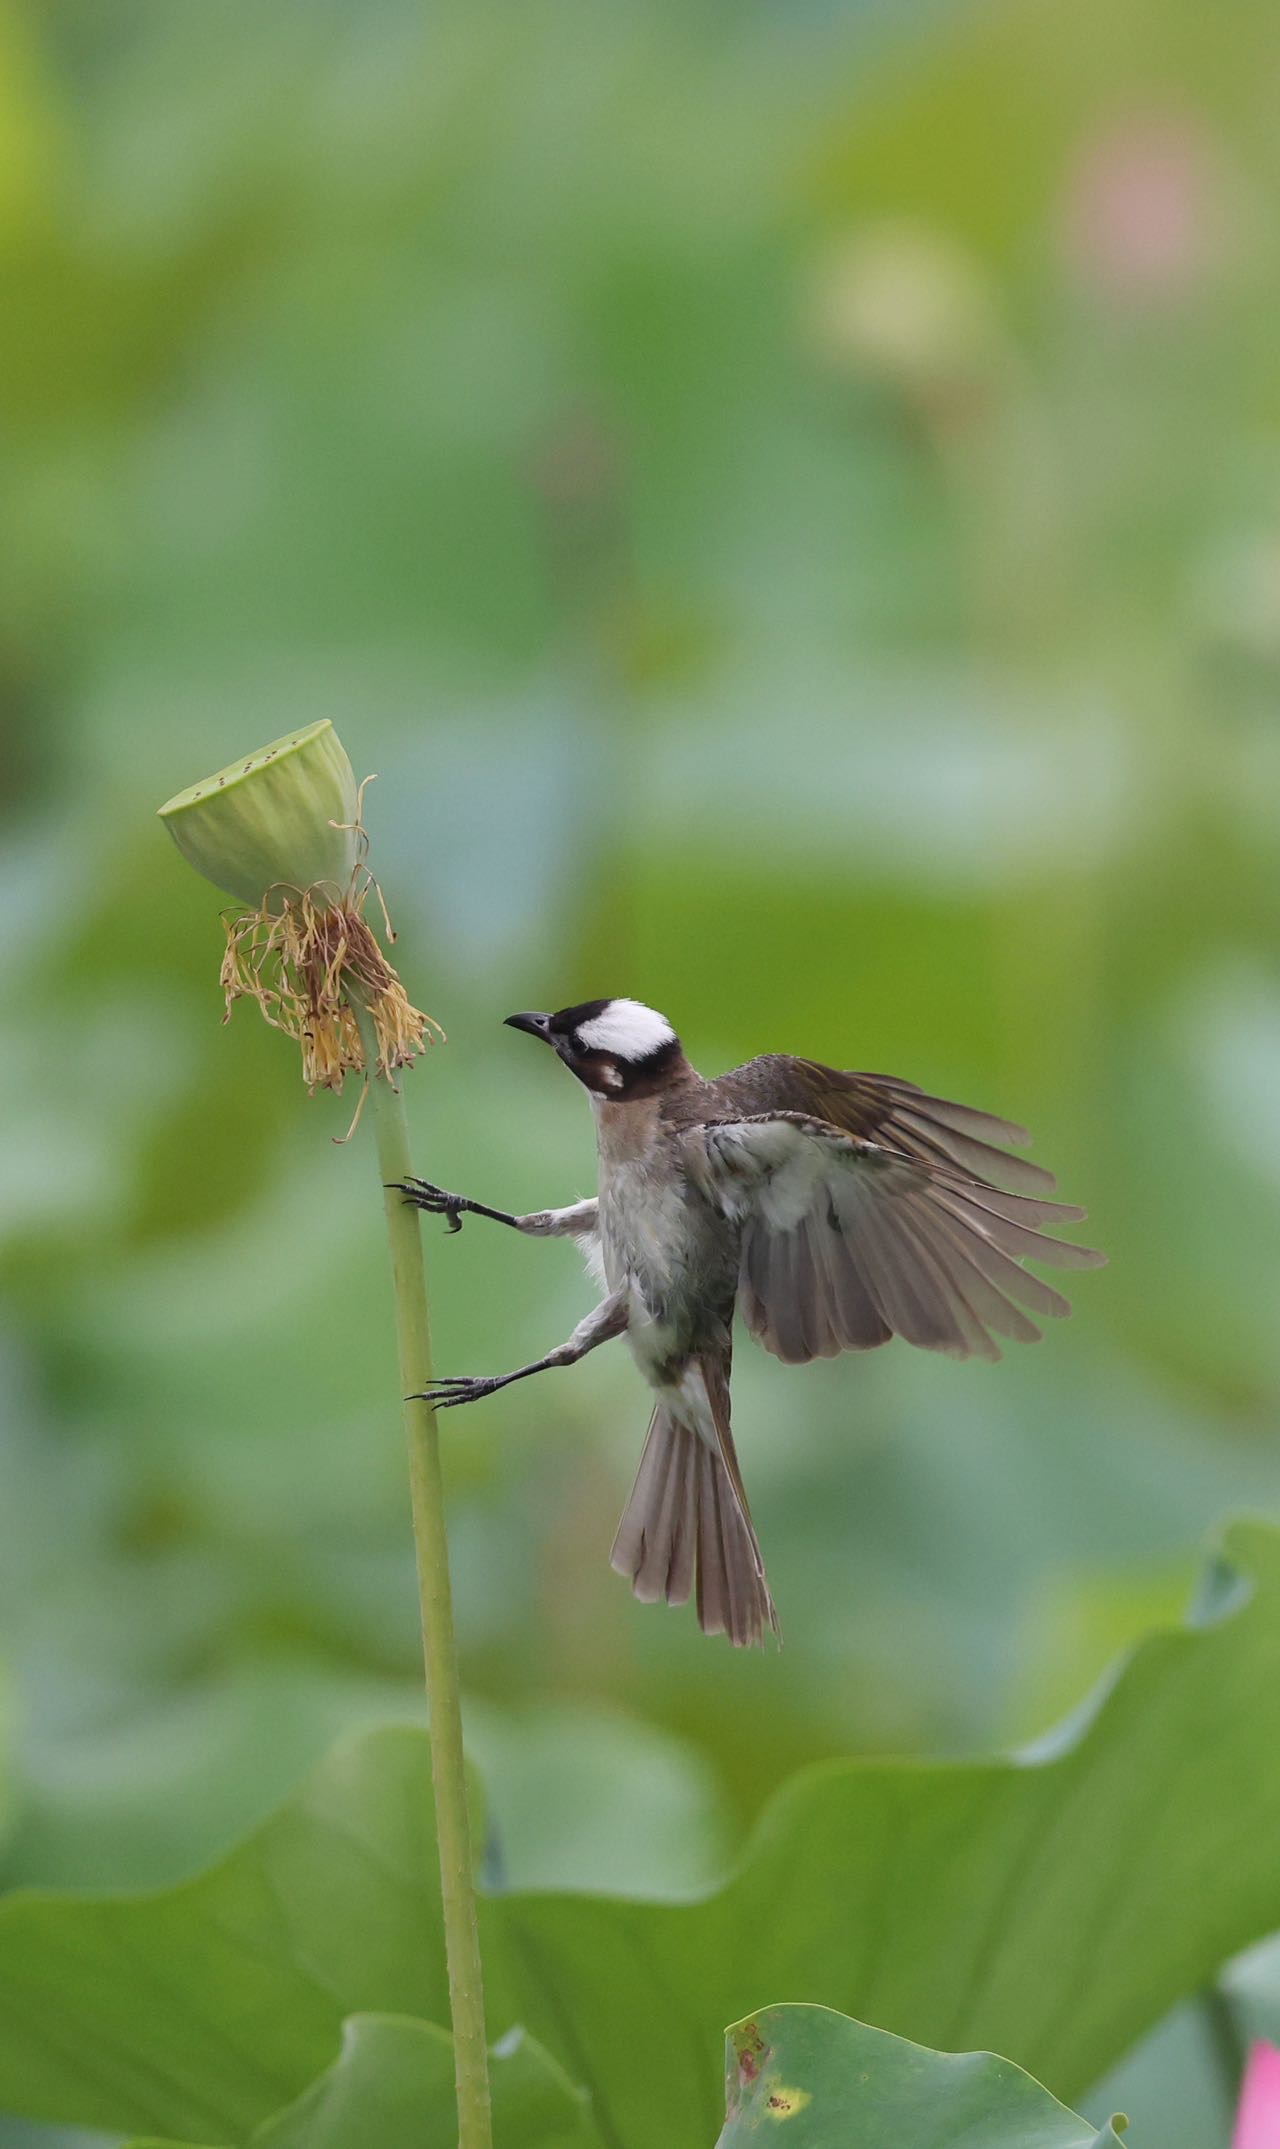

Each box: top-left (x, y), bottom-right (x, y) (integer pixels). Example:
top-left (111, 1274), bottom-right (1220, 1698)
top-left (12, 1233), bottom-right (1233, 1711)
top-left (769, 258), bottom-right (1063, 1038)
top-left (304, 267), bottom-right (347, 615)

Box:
top-left (389, 1178), bottom-right (467, 1233)
top-left (411, 1375), bottom-right (503, 1409)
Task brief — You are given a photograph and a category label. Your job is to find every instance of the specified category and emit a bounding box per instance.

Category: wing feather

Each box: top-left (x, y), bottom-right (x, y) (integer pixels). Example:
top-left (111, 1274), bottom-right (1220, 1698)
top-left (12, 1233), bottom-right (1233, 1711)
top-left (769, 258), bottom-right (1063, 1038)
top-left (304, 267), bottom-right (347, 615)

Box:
top-left (931, 1181), bottom-right (1106, 1270)
top-left (888, 1108), bottom-right (1058, 1195)
top-left (926, 1206), bottom-right (1073, 1321)
top-left (771, 1223), bottom-right (820, 1364)
top-left (686, 1056), bottom-right (1055, 1194)
top-left (837, 1181), bottom-right (970, 1356)
top-left (903, 1200), bottom-right (1046, 1345)
top-left (888, 1200), bottom-right (1006, 1362)
top-left (689, 1102), bottom-right (1103, 1367)
top-left (864, 1077), bottom-right (1033, 1147)
top-left (813, 1214), bottom-right (892, 1353)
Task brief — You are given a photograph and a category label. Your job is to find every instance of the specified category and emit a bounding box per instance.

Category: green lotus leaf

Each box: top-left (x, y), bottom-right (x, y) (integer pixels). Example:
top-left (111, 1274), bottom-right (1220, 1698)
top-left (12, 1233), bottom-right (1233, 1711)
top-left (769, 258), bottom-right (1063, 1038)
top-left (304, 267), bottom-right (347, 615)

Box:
top-left (717, 2004), bottom-right (1125, 2146)
top-left (251, 2013), bottom-right (600, 2149)
top-left (121, 2014), bottom-right (601, 2149)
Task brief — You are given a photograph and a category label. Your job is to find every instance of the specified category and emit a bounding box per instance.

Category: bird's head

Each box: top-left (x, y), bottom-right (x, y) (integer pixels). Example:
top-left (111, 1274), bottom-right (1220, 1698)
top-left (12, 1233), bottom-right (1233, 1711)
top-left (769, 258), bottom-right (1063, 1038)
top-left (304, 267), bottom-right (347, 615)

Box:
top-left (505, 997), bottom-right (688, 1100)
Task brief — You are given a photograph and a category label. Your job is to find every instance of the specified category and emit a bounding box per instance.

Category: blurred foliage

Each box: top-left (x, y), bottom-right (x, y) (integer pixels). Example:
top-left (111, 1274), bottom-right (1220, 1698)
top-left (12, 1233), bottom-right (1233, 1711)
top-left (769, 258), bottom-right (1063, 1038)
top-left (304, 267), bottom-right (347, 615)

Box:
top-left (3, 0), bottom-right (1280, 2142)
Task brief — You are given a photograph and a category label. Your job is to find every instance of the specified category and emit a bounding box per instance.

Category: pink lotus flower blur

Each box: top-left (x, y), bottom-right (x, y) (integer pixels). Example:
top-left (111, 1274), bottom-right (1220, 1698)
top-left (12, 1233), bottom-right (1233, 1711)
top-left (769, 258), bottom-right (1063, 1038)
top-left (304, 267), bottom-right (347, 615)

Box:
top-left (1235, 2041), bottom-right (1280, 2149)
top-left (1058, 113), bottom-right (1228, 308)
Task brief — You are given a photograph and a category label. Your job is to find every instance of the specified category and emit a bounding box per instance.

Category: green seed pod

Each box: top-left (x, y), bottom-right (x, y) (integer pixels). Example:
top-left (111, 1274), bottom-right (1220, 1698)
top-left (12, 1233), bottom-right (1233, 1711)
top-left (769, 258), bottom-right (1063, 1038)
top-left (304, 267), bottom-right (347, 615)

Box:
top-left (157, 719), bottom-right (359, 909)
top-left (158, 721), bottom-right (435, 1094)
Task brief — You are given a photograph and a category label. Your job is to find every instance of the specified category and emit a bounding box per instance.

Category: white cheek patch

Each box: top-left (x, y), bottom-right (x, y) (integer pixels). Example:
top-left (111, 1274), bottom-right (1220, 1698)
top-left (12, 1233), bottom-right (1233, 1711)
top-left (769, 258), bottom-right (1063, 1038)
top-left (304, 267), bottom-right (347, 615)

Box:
top-left (599, 1062), bottom-right (624, 1088)
top-left (577, 998), bottom-right (676, 1063)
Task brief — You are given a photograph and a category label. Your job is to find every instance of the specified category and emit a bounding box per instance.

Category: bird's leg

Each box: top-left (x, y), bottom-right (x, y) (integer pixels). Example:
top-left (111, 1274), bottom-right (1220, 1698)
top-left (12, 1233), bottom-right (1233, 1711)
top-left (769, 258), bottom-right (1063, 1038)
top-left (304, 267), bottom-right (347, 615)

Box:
top-left (391, 1180), bottom-right (597, 1241)
top-left (515, 1199), bottom-right (599, 1239)
top-left (391, 1178), bottom-right (518, 1234)
top-left (415, 1290), bottom-right (628, 1409)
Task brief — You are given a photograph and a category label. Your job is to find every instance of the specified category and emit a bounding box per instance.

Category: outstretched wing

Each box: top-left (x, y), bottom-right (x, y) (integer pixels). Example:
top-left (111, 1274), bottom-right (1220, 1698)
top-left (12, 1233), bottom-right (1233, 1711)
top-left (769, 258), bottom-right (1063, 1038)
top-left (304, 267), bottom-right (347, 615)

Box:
top-left (681, 1064), bottom-right (1103, 1364)
top-left (674, 1055), bottom-right (1060, 1194)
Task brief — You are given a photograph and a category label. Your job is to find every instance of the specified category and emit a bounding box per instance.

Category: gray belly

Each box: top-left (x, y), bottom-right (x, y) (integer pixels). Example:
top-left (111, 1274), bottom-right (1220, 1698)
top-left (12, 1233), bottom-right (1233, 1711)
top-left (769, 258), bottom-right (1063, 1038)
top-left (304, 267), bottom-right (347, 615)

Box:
top-left (599, 1166), bottom-right (738, 1380)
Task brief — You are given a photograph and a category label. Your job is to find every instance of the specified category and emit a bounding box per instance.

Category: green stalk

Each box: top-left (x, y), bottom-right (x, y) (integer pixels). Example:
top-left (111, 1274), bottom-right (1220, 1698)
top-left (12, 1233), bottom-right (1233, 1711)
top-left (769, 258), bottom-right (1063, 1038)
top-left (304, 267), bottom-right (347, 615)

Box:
top-left (355, 1007), bottom-right (493, 2149)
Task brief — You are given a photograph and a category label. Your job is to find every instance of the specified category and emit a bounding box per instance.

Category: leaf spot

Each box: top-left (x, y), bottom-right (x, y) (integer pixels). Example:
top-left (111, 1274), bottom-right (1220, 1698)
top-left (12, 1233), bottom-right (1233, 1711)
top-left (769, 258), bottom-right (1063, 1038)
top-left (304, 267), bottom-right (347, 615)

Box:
top-left (765, 2081), bottom-right (811, 2118)
top-left (735, 2020), bottom-right (769, 2085)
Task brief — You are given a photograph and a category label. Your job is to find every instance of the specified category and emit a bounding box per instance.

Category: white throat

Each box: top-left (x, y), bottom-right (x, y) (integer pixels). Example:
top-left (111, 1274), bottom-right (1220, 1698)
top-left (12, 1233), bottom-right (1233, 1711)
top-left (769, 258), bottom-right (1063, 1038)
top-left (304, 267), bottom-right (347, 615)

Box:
top-left (577, 999), bottom-right (675, 1062)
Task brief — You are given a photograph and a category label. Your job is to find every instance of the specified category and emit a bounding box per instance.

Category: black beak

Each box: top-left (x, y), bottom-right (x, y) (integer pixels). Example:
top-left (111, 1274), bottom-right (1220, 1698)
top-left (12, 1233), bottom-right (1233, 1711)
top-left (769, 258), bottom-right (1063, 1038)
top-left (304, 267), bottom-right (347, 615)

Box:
top-left (504, 1011), bottom-right (551, 1039)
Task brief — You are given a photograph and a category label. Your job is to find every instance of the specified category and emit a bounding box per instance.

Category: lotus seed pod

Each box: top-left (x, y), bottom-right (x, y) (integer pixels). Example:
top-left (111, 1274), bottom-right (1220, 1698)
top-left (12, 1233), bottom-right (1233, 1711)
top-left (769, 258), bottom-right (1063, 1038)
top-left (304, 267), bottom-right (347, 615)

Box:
top-left (158, 723), bottom-right (436, 1093)
top-left (157, 720), bottom-right (359, 909)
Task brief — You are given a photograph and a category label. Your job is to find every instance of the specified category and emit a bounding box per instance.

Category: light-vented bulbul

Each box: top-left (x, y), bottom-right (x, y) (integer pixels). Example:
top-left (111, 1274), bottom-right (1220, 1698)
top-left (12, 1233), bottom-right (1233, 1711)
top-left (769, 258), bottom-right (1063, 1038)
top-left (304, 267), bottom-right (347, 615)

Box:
top-left (394, 999), bottom-right (1103, 1646)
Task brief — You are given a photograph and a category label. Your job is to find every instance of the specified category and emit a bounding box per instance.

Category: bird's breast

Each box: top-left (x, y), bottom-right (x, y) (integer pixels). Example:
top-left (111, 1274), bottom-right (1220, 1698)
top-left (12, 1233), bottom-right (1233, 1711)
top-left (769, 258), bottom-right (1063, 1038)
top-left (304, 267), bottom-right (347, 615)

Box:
top-left (597, 1159), bottom-right (689, 1302)
top-left (596, 1143), bottom-right (738, 1355)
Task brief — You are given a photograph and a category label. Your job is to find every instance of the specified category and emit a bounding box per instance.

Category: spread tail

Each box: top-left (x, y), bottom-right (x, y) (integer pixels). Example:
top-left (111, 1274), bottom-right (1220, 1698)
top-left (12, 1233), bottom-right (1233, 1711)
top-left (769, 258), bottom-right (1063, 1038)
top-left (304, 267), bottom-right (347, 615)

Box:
top-left (609, 1362), bottom-right (778, 1647)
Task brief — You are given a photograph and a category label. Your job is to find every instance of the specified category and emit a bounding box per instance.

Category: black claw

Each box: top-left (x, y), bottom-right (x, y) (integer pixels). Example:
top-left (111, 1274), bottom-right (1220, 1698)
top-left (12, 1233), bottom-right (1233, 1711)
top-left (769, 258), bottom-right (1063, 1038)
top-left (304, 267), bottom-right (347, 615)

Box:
top-left (391, 1178), bottom-right (468, 1231)
top-left (412, 1374), bottom-right (499, 1410)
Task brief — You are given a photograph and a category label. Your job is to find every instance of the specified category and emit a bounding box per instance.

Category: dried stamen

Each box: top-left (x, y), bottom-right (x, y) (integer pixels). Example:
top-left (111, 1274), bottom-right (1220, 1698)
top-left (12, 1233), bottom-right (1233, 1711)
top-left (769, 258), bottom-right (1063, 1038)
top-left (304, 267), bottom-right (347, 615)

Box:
top-left (220, 864), bottom-right (442, 1094)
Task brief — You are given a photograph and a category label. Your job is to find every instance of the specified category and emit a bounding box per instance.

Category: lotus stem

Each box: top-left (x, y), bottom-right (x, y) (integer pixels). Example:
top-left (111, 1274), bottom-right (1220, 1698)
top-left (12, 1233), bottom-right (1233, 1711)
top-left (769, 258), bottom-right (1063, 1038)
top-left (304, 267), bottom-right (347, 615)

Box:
top-left (355, 1006), bottom-right (493, 2149)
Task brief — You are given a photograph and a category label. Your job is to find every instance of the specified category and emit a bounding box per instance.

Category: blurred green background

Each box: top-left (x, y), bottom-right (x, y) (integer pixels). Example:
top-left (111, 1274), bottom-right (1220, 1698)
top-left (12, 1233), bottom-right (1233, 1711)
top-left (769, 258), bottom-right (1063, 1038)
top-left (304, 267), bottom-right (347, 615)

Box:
top-left (3, 0), bottom-right (1280, 2141)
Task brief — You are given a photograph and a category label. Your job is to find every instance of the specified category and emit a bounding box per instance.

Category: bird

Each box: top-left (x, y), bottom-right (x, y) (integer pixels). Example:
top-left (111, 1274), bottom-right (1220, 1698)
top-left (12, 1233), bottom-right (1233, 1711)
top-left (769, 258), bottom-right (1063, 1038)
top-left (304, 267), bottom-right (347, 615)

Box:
top-left (393, 997), bottom-right (1104, 1647)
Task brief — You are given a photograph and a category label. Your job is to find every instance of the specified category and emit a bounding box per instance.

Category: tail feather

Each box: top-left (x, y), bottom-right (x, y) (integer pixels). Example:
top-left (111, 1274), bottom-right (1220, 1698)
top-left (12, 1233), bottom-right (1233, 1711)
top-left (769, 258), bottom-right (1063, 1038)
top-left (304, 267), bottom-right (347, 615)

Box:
top-left (610, 1380), bottom-right (778, 1647)
top-left (636, 1411), bottom-right (697, 1606)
